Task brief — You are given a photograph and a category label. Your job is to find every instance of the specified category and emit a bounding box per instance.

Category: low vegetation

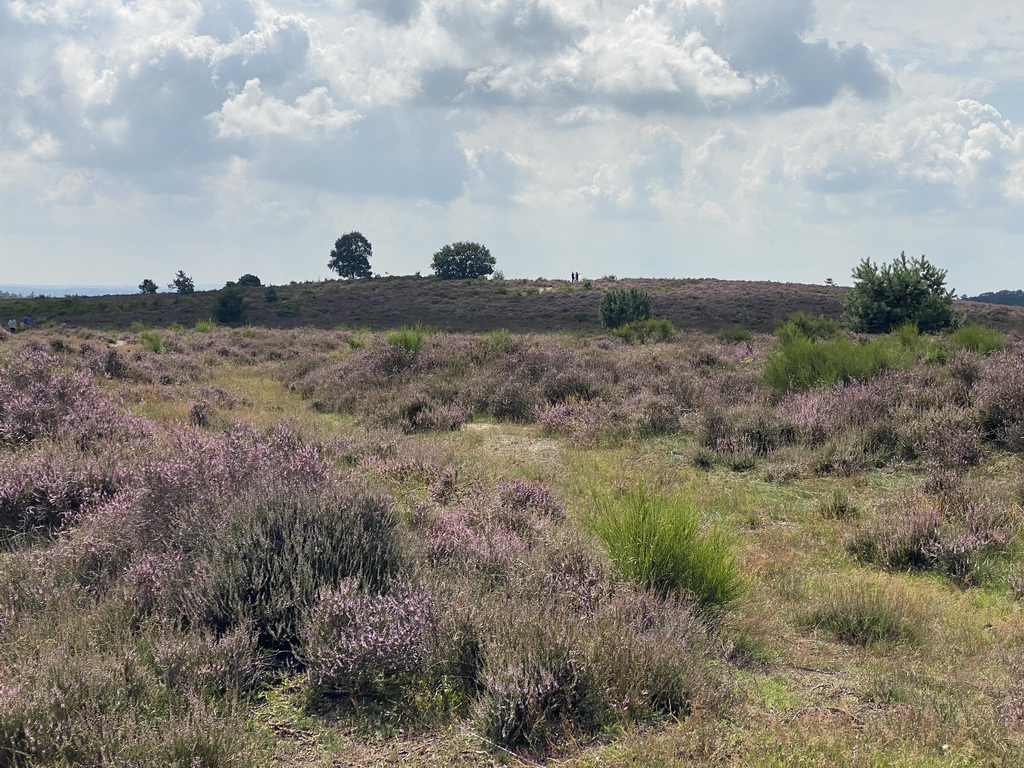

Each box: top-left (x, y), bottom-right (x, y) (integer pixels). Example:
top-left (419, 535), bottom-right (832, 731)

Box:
top-left (1, 283), bottom-right (1024, 765)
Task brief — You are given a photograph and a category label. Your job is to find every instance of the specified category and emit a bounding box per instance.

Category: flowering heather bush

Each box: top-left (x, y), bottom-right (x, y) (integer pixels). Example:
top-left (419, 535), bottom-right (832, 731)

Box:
top-left (426, 507), bottom-right (532, 576)
top-left (0, 344), bottom-right (148, 448)
top-left (302, 579), bottom-right (438, 695)
top-left (0, 602), bottom-right (253, 767)
top-left (475, 628), bottom-right (606, 754)
top-left (498, 480), bottom-right (565, 521)
top-left (537, 400), bottom-right (626, 447)
top-left (192, 482), bottom-right (403, 656)
top-left (977, 352), bottom-right (1024, 450)
top-left (151, 621), bottom-right (267, 698)
top-left (363, 387), bottom-right (468, 433)
top-left (0, 445), bottom-right (133, 533)
top-left (470, 583), bottom-right (717, 755)
top-left (846, 489), bottom-right (1016, 585)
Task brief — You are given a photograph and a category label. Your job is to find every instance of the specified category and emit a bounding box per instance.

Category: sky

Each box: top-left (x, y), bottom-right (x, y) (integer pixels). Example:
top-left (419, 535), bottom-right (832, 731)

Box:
top-left (1, 0), bottom-right (1023, 295)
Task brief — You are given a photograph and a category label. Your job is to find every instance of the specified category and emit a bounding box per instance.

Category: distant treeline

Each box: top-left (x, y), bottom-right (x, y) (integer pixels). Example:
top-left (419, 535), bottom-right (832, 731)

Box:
top-left (963, 290), bottom-right (1024, 306)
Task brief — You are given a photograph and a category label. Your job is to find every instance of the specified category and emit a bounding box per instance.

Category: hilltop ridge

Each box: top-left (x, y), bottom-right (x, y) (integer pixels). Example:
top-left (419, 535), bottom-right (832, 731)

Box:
top-left (2, 276), bottom-right (1022, 335)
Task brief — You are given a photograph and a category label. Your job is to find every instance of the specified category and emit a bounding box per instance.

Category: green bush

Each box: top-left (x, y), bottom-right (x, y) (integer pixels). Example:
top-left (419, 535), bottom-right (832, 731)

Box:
top-left (195, 319), bottom-right (215, 333)
top-left (763, 323), bottom-right (922, 393)
top-left (599, 288), bottom-right (652, 330)
top-left (214, 288), bottom-right (245, 324)
top-left (612, 318), bottom-right (676, 344)
top-left (947, 324), bottom-right (1006, 355)
top-left (139, 330), bottom-right (163, 354)
top-left (842, 252), bottom-right (958, 333)
top-left (714, 324), bottom-right (752, 343)
top-left (584, 487), bottom-right (743, 613)
top-left (780, 311), bottom-right (840, 340)
top-left (386, 324), bottom-right (431, 352)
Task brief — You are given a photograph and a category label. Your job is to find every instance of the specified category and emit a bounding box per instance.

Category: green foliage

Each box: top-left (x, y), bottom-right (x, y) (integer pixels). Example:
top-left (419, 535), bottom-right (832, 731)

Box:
top-left (138, 278), bottom-right (158, 294)
top-left (386, 324), bottom-right (430, 352)
top-left (599, 288), bottom-right (652, 329)
top-left (139, 330), bottom-right (163, 354)
top-left (169, 270), bottom-right (195, 295)
top-left (237, 273), bottom-right (262, 287)
top-left (431, 241), bottom-right (495, 280)
top-left (328, 232), bottom-right (373, 279)
top-left (585, 486), bottom-right (743, 613)
top-left (780, 311), bottom-right (840, 340)
top-left (129, 320), bottom-right (147, 333)
top-left (612, 317), bottom-right (676, 344)
top-left (264, 287), bottom-right (279, 303)
top-left (803, 576), bottom-right (928, 647)
top-left (947, 324), bottom-right (1006, 355)
top-left (714, 324), bottom-right (753, 343)
top-left (214, 288), bottom-right (246, 324)
top-left (763, 322), bottom-right (922, 393)
top-left (842, 252), bottom-right (957, 333)
top-left (195, 319), bottom-right (215, 333)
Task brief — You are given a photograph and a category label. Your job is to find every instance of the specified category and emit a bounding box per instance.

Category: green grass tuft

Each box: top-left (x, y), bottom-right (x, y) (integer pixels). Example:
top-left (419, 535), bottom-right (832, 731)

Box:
top-left (584, 486), bottom-right (743, 613)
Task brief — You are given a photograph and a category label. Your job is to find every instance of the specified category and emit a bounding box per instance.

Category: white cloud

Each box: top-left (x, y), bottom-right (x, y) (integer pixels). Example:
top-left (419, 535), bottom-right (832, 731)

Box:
top-left (210, 79), bottom-right (359, 140)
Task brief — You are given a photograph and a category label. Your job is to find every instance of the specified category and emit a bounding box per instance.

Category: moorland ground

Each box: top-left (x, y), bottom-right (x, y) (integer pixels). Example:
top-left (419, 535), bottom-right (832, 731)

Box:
top-left (4, 276), bottom-right (1024, 335)
top-left (2, 280), bottom-right (1024, 767)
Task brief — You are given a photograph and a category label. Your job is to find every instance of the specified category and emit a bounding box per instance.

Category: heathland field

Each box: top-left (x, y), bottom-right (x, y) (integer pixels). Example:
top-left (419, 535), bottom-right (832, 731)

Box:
top-left (2, 290), bottom-right (1024, 766)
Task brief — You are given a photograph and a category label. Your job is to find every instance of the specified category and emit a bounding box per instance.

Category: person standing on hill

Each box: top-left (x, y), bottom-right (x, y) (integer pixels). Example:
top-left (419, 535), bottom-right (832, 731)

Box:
top-left (7, 319), bottom-right (16, 333)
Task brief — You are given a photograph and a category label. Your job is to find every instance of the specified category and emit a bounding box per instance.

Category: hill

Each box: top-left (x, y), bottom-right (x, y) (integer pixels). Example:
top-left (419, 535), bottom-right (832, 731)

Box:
top-left (2, 276), bottom-right (1023, 334)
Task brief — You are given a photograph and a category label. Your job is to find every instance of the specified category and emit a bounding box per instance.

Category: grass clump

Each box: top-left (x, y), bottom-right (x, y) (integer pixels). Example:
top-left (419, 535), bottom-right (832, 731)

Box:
top-left (803, 574), bottom-right (929, 647)
top-left (195, 319), bottom-right (215, 333)
top-left (386, 324), bottom-right (431, 352)
top-left (138, 329), bottom-right (163, 354)
top-left (714, 323), bottom-right (752, 343)
top-left (612, 317), bottom-right (676, 344)
top-left (762, 321), bottom-right (921, 393)
top-left (948, 324), bottom-right (1006, 355)
top-left (584, 486), bottom-right (743, 613)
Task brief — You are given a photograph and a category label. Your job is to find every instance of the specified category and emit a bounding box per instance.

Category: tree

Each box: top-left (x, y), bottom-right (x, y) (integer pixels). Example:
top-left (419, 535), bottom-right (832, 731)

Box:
top-left (431, 241), bottom-right (495, 280)
top-left (237, 273), bottom-right (262, 287)
top-left (842, 252), bottom-right (957, 333)
top-left (214, 287), bottom-right (245, 323)
top-left (138, 279), bottom-right (158, 294)
top-left (169, 270), bottom-right (195, 294)
top-left (328, 232), bottom-right (373, 279)
top-left (600, 288), bottom-right (652, 329)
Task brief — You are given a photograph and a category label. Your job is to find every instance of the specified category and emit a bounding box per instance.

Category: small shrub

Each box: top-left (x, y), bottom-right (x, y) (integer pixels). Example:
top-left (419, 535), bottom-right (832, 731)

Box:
top-left (842, 252), bottom-right (958, 333)
top-left (302, 579), bottom-right (438, 696)
top-left (194, 319), bottom-right (215, 333)
top-left (129, 320), bottom-right (147, 333)
top-left (139, 330), bottom-right (163, 354)
top-left (585, 486), bottom-right (743, 613)
top-left (715, 324), bottom-right (752, 344)
top-left (612, 318), bottom-right (676, 344)
top-left (803, 575), bottom-right (929, 646)
top-left (386, 325), bottom-right (430, 353)
top-left (264, 286), bottom-right (279, 302)
top-left (948, 324), bottom-right (1006, 356)
top-left (599, 288), bottom-right (652, 330)
top-left (193, 483), bottom-right (403, 656)
top-left (214, 288), bottom-right (245, 324)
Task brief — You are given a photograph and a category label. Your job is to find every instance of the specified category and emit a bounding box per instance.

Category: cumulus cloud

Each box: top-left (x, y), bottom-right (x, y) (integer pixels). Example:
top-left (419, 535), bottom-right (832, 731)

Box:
top-left (776, 98), bottom-right (1024, 211)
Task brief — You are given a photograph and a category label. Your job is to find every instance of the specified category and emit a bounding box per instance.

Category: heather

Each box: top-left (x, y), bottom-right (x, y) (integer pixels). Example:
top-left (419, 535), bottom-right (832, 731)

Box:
top-left (1, 320), bottom-right (1024, 766)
